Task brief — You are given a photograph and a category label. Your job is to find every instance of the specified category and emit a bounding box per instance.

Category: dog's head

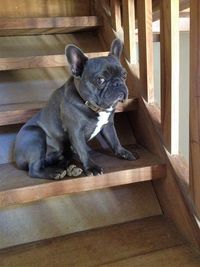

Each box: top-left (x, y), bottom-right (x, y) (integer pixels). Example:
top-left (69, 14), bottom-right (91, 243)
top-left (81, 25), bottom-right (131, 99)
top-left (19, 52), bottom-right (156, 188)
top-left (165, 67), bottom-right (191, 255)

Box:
top-left (65, 39), bottom-right (128, 110)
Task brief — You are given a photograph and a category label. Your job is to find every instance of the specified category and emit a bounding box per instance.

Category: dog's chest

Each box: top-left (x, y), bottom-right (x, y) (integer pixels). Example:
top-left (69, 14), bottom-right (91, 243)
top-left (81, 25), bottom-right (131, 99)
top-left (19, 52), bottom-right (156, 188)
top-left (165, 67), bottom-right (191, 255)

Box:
top-left (89, 110), bottom-right (112, 140)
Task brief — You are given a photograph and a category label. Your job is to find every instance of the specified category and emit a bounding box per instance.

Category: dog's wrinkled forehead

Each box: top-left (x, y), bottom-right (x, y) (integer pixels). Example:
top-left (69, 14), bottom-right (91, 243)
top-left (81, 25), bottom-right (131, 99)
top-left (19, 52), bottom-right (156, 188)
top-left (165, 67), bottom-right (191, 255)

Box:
top-left (83, 56), bottom-right (122, 77)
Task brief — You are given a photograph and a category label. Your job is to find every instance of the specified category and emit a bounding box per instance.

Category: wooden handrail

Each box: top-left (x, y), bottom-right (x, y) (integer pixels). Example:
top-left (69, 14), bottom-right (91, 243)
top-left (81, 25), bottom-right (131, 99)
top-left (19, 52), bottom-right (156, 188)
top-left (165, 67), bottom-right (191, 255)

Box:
top-left (110, 0), bottom-right (121, 32)
top-left (160, 0), bottom-right (179, 154)
top-left (190, 0), bottom-right (200, 216)
top-left (137, 0), bottom-right (154, 102)
top-left (122, 0), bottom-right (136, 64)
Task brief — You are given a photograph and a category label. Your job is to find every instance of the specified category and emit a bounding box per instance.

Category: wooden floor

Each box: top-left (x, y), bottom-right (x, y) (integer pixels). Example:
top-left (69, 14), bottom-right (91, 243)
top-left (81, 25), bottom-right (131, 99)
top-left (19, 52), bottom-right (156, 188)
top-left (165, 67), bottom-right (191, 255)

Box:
top-left (0, 215), bottom-right (200, 267)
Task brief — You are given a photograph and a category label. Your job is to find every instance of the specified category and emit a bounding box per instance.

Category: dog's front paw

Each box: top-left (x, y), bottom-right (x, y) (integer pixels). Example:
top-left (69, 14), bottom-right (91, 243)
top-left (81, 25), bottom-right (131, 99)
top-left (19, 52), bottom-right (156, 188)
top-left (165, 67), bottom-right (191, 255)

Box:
top-left (52, 169), bottom-right (67, 180)
top-left (66, 164), bottom-right (83, 177)
top-left (116, 148), bottom-right (139, 161)
top-left (84, 165), bottom-right (103, 176)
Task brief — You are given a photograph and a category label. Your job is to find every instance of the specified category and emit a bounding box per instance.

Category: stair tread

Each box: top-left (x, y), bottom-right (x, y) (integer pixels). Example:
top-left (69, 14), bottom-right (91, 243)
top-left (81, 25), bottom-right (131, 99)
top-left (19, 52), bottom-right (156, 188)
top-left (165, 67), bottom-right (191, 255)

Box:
top-left (0, 32), bottom-right (107, 70)
top-left (0, 16), bottom-right (102, 36)
top-left (102, 244), bottom-right (200, 267)
top-left (0, 215), bottom-right (194, 267)
top-left (0, 32), bottom-right (104, 57)
top-left (0, 52), bottom-right (108, 71)
top-left (0, 99), bottom-right (138, 126)
top-left (0, 145), bottom-right (166, 207)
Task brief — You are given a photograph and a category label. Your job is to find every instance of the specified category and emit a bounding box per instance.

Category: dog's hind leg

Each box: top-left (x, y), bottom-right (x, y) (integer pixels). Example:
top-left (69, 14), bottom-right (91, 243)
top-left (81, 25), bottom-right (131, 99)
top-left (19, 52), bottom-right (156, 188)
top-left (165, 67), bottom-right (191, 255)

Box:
top-left (29, 161), bottom-right (67, 180)
top-left (28, 143), bottom-right (67, 180)
top-left (16, 126), bottom-right (66, 180)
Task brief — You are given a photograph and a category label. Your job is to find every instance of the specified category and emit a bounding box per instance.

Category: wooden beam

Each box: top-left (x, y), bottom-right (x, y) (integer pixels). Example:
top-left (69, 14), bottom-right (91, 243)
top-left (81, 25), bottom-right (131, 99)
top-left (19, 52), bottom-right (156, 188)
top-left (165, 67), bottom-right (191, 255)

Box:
top-left (122, 0), bottom-right (136, 63)
top-left (0, 146), bottom-right (166, 207)
top-left (0, 52), bottom-right (108, 71)
top-left (160, 0), bottom-right (179, 154)
top-left (137, 0), bottom-right (154, 102)
top-left (110, 0), bottom-right (121, 32)
top-left (190, 0), bottom-right (200, 216)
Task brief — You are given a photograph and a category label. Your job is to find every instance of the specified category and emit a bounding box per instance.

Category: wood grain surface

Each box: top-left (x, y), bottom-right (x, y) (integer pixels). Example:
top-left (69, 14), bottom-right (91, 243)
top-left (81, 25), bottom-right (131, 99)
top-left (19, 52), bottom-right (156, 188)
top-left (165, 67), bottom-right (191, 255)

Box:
top-left (0, 216), bottom-right (191, 267)
top-left (0, 145), bottom-right (166, 207)
top-left (0, 0), bottom-right (92, 18)
top-left (0, 16), bottom-right (102, 36)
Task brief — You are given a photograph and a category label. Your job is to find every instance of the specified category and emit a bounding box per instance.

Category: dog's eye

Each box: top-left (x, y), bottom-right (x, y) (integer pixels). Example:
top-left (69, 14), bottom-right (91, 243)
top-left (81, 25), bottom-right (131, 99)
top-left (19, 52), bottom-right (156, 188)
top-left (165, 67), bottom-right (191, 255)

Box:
top-left (122, 70), bottom-right (127, 80)
top-left (96, 77), bottom-right (105, 85)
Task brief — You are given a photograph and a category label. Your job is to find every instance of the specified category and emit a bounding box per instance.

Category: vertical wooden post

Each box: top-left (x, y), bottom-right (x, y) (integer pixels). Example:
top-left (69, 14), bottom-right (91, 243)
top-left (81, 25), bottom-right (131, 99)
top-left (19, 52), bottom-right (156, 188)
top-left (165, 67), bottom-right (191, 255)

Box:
top-left (160, 0), bottom-right (179, 154)
top-left (137, 0), bottom-right (154, 102)
top-left (110, 0), bottom-right (121, 32)
top-left (122, 0), bottom-right (136, 64)
top-left (190, 0), bottom-right (200, 216)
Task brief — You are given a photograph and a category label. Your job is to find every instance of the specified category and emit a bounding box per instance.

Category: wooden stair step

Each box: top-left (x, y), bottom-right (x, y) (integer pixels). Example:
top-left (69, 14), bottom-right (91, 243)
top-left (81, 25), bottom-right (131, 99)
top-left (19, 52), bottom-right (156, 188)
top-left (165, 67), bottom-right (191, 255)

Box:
top-left (1, 215), bottom-right (195, 267)
top-left (0, 102), bottom-right (46, 126)
top-left (0, 32), bottom-right (107, 70)
top-left (0, 99), bottom-right (138, 126)
top-left (0, 183), bottom-right (162, 249)
top-left (0, 145), bottom-right (166, 208)
top-left (0, 16), bottom-right (102, 36)
top-left (103, 244), bottom-right (200, 267)
top-left (0, 51), bottom-right (108, 71)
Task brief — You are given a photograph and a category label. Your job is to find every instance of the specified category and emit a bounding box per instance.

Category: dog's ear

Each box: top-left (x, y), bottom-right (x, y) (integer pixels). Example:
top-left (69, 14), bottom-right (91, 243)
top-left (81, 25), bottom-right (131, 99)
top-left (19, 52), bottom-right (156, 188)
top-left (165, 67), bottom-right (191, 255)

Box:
top-left (65, 45), bottom-right (88, 77)
top-left (109, 38), bottom-right (123, 60)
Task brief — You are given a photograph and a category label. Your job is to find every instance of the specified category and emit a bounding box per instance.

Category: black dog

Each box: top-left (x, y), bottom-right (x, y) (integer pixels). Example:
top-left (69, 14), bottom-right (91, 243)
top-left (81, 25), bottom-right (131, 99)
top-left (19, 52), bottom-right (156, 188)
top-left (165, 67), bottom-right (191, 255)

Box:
top-left (14, 39), bottom-right (139, 179)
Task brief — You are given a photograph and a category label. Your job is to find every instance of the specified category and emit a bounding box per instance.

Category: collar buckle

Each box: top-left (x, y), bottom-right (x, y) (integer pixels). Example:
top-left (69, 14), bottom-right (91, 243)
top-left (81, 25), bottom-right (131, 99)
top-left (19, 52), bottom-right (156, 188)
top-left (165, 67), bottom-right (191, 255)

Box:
top-left (85, 101), bottom-right (104, 113)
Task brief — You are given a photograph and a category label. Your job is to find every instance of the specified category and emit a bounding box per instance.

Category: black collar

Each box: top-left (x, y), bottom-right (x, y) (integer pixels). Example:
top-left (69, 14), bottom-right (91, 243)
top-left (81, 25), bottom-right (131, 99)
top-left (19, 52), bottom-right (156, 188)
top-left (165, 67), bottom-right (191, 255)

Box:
top-left (74, 78), bottom-right (108, 113)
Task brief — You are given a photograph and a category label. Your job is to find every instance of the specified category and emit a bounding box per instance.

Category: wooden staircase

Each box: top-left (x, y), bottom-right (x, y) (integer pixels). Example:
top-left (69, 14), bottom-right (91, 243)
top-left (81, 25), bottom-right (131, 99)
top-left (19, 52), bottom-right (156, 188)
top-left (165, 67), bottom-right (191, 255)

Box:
top-left (0, 1), bottom-right (166, 209)
top-left (0, 0), bottom-right (200, 266)
top-left (1, 216), bottom-right (200, 267)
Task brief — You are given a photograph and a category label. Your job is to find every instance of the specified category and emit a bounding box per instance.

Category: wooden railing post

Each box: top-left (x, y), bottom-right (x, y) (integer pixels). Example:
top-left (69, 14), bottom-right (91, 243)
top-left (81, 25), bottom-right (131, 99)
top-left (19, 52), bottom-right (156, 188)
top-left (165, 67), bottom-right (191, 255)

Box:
top-left (122, 0), bottom-right (136, 64)
top-left (110, 0), bottom-right (121, 32)
top-left (160, 0), bottom-right (179, 154)
top-left (190, 0), bottom-right (200, 215)
top-left (137, 0), bottom-right (154, 102)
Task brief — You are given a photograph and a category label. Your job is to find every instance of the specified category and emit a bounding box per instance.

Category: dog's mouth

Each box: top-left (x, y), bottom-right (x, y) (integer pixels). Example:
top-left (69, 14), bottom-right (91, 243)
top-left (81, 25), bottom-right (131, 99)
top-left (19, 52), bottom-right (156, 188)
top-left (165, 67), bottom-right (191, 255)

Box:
top-left (106, 91), bottom-right (128, 107)
top-left (95, 88), bottom-right (128, 109)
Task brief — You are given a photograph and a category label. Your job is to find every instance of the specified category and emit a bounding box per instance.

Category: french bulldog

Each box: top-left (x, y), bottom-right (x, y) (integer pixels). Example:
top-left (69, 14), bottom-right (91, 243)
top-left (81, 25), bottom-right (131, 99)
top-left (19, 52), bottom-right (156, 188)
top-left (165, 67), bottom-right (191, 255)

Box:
top-left (14, 39), bottom-right (139, 180)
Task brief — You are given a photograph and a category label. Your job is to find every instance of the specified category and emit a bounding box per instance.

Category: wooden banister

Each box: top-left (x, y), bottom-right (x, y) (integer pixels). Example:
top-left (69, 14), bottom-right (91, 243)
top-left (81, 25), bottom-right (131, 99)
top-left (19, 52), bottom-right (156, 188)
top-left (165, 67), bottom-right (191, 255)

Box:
top-left (137, 0), bottom-right (154, 102)
top-left (122, 0), bottom-right (136, 64)
top-left (160, 0), bottom-right (179, 154)
top-left (110, 0), bottom-right (121, 32)
top-left (190, 0), bottom-right (200, 216)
